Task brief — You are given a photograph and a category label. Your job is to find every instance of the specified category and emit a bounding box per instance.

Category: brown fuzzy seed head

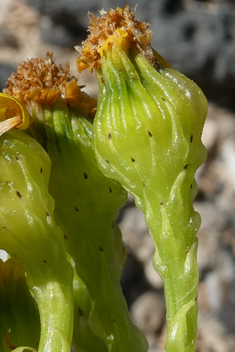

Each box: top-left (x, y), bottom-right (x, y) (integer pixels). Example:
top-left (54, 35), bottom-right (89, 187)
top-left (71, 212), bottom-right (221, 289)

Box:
top-left (76, 6), bottom-right (158, 73)
top-left (4, 52), bottom-right (82, 107)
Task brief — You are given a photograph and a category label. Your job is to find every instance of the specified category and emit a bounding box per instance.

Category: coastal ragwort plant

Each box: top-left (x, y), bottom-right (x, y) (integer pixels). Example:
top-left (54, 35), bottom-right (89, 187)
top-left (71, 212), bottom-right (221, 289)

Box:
top-left (0, 5), bottom-right (207, 352)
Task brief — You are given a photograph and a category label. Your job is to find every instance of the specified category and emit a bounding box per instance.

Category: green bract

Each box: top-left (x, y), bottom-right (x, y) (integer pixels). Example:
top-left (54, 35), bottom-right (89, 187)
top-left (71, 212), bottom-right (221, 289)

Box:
top-left (94, 50), bottom-right (207, 204)
top-left (0, 130), bottom-right (73, 352)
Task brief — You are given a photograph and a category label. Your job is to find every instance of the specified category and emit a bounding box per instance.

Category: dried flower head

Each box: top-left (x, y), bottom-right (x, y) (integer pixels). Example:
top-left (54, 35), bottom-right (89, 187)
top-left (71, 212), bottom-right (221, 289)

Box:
top-left (76, 5), bottom-right (170, 73)
top-left (1, 53), bottom-right (97, 136)
top-left (4, 52), bottom-right (81, 107)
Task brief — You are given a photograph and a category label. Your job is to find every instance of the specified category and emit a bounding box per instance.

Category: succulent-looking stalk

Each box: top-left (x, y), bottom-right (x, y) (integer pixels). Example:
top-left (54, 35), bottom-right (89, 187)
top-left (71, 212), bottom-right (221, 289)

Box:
top-left (40, 102), bottom-right (147, 352)
top-left (0, 130), bottom-right (74, 352)
top-left (77, 6), bottom-right (208, 352)
top-left (68, 255), bottom-right (109, 352)
top-left (3, 53), bottom-right (148, 352)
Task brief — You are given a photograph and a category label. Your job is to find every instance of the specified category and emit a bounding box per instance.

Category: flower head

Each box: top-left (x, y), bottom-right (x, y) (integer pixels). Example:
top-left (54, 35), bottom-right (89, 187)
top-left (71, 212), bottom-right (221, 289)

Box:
top-left (4, 52), bottom-right (80, 106)
top-left (76, 5), bottom-right (170, 73)
top-left (1, 53), bottom-right (96, 136)
top-left (76, 6), bottom-right (207, 202)
top-left (4, 52), bottom-right (97, 113)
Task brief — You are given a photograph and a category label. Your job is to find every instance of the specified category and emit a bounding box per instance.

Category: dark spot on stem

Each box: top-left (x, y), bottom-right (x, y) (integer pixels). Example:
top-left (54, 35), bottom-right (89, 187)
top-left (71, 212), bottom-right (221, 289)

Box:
top-left (190, 134), bottom-right (193, 143)
top-left (160, 200), bottom-right (164, 205)
top-left (16, 191), bottom-right (22, 199)
top-left (106, 159), bottom-right (110, 163)
top-left (43, 259), bottom-right (47, 264)
top-left (109, 187), bottom-right (112, 193)
top-left (161, 97), bottom-right (166, 101)
top-left (5, 331), bottom-right (17, 350)
top-left (64, 235), bottom-right (68, 240)
top-left (40, 167), bottom-right (43, 173)
top-left (83, 172), bottom-right (88, 179)
top-left (78, 307), bottom-right (84, 316)
top-left (99, 246), bottom-right (104, 252)
top-left (131, 157), bottom-right (135, 162)
top-left (15, 156), bottom-right (19, 161)
top-left (108, 132), bottom-right (112, 140)
top-left (100, 76), bottom-right (104, 84)
top-left (46, 212), bottom-right (50, 217)
top-left (75, 206), bottom-right (79, 212)
top-left (148, 131), bottom-right (153, 137)
top-left (184, 164), bottom-right (190, 169)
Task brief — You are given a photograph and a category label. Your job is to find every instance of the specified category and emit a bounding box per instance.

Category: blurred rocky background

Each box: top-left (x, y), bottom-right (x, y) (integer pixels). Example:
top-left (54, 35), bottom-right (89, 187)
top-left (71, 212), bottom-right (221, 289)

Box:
top-left (1, 1), bottom-right (235, 351)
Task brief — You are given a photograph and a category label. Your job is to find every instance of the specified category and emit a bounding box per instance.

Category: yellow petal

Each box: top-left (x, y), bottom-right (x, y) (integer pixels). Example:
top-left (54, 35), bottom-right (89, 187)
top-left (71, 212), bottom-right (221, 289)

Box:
top-left (152, 48), bottom-right (171, 68)
top-left (0, 93), bottom-right (31, 135)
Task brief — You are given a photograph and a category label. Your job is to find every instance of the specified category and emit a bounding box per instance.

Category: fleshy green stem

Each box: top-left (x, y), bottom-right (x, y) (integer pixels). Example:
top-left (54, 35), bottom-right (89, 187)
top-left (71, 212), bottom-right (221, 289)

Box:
top-left (29, 101), bottom-right (147, 352)
top-left (69, 256), bottom-right (108, 352)
top-left (29, 271), bottom-right (73, 352)
top-left (142, 185), bottom-right (199, 352)
top-left (0, 130), bottom-right (74, 352)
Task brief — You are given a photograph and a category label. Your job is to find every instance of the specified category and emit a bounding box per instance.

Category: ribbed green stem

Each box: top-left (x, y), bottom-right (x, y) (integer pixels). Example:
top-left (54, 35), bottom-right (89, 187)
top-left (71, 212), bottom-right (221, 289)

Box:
top-left (69, 256), bottom-right (108, 352)
top-left (31, 277), bottom-right (73, 352)
top-left (142, 185), bottom-right (199, 352)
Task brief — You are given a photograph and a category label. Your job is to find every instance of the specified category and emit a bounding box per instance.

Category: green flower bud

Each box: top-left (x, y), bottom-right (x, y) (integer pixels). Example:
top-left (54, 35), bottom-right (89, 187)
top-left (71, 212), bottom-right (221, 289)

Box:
top-left (0, 130), bottom-right (73, 352)
top-left (77, 6), bottom-right (207, 352)
top-left (0, 259), bottom-right (39, 351)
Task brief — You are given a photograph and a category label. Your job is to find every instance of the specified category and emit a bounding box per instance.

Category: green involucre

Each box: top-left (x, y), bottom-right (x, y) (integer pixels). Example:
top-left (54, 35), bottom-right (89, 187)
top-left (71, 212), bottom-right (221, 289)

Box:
top-left (94, 48), bottom-right (207, 202)
top-left (93, 46), bottom-right (207, 352)
top-left (0, 130), bottom-right (73, 352)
